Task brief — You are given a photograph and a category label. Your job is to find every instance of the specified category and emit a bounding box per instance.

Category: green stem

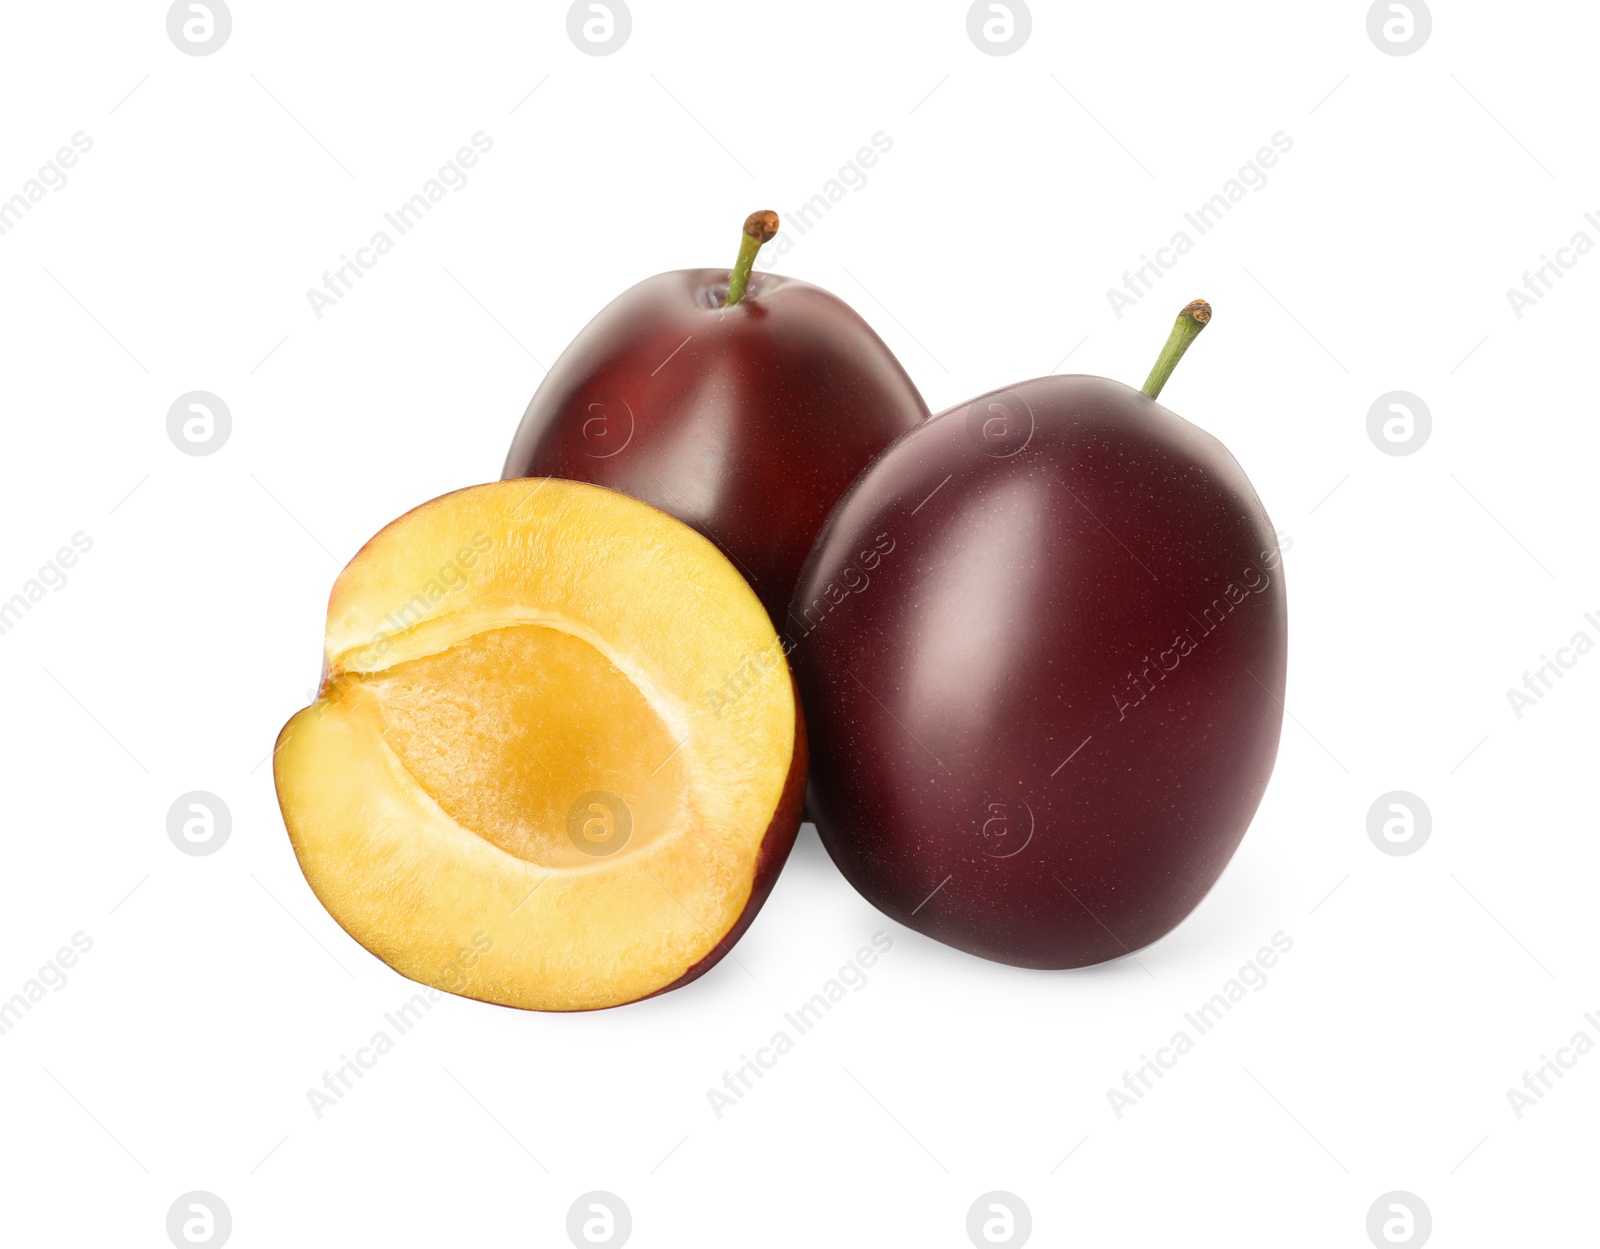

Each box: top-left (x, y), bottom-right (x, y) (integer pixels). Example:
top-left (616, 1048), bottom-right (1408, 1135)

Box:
top-left (1141, 299), bottom-right (1212, 400)
top-left (724, 211), bottom-right (779, 307)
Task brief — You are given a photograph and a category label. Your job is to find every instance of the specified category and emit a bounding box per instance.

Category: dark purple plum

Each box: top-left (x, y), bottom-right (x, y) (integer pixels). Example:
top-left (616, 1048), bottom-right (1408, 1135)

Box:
top-left (503, 211), bottom-right (928, 628)
top-left (787, 301), bottom-right (1287, 969)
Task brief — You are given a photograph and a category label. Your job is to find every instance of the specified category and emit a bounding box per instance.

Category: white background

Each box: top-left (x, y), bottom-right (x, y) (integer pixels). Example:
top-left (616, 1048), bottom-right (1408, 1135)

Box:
top-left (1, 1), bottom-right (1595, 1245)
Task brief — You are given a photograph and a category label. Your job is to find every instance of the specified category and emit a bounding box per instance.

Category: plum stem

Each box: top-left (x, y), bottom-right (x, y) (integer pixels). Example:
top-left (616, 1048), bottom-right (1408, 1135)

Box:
top-left (724, 211), bottom-right (779, 307)
top-left (1141, 299), bottom-right (1212, 400)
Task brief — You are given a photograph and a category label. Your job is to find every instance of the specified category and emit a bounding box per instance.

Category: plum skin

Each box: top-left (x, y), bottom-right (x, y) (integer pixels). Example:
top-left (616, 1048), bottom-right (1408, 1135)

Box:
top-left (788, 374), bottom-right (1288, 969)
top-left (503, 268), bottom-right (929, 628)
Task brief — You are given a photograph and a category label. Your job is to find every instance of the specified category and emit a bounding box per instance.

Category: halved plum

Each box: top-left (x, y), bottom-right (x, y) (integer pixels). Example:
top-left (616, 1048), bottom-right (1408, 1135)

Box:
top-left (274, 479), bottom-right (805, 1011)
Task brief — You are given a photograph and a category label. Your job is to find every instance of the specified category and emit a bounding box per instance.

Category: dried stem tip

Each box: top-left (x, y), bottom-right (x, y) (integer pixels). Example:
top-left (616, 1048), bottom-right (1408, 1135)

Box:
top-left (743, 210), bottom-right (780, 244)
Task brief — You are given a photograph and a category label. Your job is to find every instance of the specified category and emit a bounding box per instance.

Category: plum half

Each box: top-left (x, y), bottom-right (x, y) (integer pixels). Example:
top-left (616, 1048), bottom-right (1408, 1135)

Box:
top-left (274, 479), bottom-right (805, 1010)
top-left (788, 302), bottom-right (1287, 969)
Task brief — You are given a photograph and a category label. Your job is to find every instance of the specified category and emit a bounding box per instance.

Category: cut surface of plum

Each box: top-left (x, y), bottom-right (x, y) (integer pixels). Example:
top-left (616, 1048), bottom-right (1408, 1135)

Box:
top-left (274, 479), bottom-right (805, 1011)
top-left (352, 624), bottom-right (693, 869)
